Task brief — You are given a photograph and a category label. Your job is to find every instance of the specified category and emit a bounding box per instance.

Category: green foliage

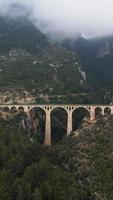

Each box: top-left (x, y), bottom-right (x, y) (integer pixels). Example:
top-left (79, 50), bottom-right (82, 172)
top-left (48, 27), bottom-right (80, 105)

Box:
top-left (0, 16), bottom-right (82, 98)
top-left (48, 115), bottom-right (113, 200)
top-left (0, 119), bottom-right (81, 200)
top-left (33, 187), bottom-right (43, 200)
top-left (1, 114), bottom-right (113, 199)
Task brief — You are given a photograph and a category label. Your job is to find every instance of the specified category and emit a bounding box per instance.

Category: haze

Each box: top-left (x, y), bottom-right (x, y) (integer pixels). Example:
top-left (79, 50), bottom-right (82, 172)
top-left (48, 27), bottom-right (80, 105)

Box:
top-left (0, 0), bottom-right (113, 40)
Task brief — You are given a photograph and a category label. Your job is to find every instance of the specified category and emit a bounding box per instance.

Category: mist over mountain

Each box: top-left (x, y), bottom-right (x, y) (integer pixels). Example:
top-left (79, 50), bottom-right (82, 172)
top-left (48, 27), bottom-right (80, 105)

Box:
top-left (1, 0), bottom-right (113, 40)
top-left (0, 16), bottom-right (48, 54)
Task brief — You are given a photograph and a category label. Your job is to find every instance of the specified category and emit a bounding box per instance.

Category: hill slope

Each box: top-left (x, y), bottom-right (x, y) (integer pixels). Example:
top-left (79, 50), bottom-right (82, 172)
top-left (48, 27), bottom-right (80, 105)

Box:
top-left (0, 17), bottom-right (84, 103)
top-left (0, 113), bottom-right (113, 199)
top-left (62, 35), bottom-right (113, 91)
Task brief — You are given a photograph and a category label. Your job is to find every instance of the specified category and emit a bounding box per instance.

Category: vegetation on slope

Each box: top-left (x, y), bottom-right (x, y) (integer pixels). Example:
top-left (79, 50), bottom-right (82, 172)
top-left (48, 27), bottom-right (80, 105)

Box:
top-left (0, 118), bottom-right (81, 200)
top-left (62, 35), bottom-right (113, 91)
top-left (48, 115), bottom-right (113, 199)
top-left (0, 16), bottom-right (83, 99)
top-left (0, 17), bottom-right (112, 104)
top-left (0, 115), bottom-right (113, 199)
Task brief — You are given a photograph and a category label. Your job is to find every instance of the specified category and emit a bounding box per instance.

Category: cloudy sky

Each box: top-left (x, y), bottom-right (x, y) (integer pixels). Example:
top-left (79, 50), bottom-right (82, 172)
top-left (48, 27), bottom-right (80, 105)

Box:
top-left (0, 0), bottom-right (113, 39)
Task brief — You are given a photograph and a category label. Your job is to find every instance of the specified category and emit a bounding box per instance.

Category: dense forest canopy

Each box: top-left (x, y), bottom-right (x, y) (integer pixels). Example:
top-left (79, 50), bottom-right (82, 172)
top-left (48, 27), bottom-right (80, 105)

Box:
top-left (0, 115), bottom-right (113, 199)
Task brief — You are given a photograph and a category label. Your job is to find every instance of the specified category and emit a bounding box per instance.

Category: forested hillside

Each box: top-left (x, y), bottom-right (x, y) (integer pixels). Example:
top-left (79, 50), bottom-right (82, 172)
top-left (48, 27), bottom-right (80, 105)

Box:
top-left (0, 16), bottom-right (112, 104)
top-left (0, 114), bottom-right (113, 199)
top-left (0, 16), bottom-right (84, 103)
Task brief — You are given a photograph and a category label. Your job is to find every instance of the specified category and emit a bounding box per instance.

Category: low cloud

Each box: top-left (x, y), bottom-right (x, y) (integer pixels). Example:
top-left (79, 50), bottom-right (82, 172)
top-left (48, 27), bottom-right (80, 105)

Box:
top-left (0, 0), bottom-right (113, 39)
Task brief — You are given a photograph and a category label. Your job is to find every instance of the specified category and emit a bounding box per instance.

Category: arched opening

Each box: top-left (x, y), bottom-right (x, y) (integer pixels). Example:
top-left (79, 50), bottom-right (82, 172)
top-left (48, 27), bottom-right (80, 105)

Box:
top-left (72, 107), bottom-right (90, 131)
top-left (3, 107), bottom-right (9, 112)
top-left (29, 107), bottom-right (46, 143)
top-left (95, 107), bottom-right (102, 118)
top-left (51, 107), bottom-right (67, 144)
top-left (18, 107), bottom-right (24, 112)
top-left (104, 107), bottom-right (111, 116)
top-left (10, 107), bottom-right (18, 113)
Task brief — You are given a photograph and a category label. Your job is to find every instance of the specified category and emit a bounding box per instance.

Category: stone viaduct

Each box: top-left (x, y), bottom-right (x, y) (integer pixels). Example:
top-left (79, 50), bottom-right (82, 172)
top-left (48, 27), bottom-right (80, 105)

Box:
top-left (0, 104), bottom-right (113, 145)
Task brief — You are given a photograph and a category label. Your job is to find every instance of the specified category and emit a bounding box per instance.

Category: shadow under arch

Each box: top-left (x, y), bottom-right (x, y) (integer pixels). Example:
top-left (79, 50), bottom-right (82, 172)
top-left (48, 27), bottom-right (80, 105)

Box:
top-left (3, 107), bottom-right (9, 112)
top-left (29, 107), bottom-right (46, 144)
top-left (51, 107), bottom-right (68, 144)
top-left (104, 107), bottom-right (111, 116)
top-left (95, 107), bottom-right (102, 118)
top-left (18, 106), bottom-right (25, 112)
top-left (10, 107), bottom-right (18, 113)
top-left (72, 107), bottom-right (90, 131)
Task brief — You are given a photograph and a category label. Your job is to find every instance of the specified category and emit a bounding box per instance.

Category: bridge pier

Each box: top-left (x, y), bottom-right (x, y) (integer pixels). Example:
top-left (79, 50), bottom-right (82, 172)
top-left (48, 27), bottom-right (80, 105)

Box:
top-left (44, 109), bottom-right (51, 145)
top-left (90, 106), bottom-right (95, 121)
top-left (102, 108), bottom-right (104, 116)
top-left (67, 110), bottom-right (73, 135)
top-left (111, 108), bottom-right (113, 115)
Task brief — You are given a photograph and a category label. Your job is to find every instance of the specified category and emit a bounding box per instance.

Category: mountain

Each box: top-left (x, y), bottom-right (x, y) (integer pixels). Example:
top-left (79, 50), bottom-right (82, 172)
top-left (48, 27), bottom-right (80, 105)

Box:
top-left (0, 16), bottom-right (85, 104)
top-left (0, 17), bottom-right (48, 53)
top-left (62, 35), bottom-right (113, 92)
top-left (1, 15), bottom-right (113, 104)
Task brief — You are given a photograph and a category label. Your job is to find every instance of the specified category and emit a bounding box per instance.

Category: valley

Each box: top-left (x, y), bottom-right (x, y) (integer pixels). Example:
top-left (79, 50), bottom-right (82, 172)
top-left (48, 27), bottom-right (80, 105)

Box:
top-left (0, 13), bottom-right (113, 200)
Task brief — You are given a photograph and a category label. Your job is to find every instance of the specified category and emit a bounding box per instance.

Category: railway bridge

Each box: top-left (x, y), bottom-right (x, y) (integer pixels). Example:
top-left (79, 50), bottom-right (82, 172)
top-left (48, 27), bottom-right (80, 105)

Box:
top-left (0, 104), bottom-right (113, 145)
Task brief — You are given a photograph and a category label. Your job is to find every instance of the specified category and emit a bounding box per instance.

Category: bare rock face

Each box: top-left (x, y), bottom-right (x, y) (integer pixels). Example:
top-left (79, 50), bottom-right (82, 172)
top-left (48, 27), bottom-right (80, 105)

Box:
top-left (81, 71), bottom-right (86, 81)
top-left (0, 111), bottom-right (16, 120)
top-left (0, 111), bottom-right (10, 120)
top-left (96, 42), bottom-right (111, 58)
top-left (74, 130), bottom-right (80, 138)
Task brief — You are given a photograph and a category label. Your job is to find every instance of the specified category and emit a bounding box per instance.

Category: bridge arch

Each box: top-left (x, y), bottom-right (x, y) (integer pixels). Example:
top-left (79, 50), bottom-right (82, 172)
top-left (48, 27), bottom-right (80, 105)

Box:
top-left (51, 107), bottom-right (68, 144)
top-left (95, 107), bottom-right (103, 118)
top-left (72, 107), bottom-right (90, 131)
top-left (73, 106), bottom-right (90, 113)
top-left (50, 106), bottom-right (68, 113)
top-left (3, 106), bottom-right (10, 112)
top-left (104, 107), bottom-right (111, 116)
top-left (29, 107), bottom-right (46, 143)
top-left (18, 106), bottom-right (25, 112)
top-left (10, 106), bottom-right (18, 113)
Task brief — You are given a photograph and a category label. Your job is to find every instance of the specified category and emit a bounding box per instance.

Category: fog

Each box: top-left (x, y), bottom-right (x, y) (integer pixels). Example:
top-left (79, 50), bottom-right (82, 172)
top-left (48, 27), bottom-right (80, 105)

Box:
top-left (0, 0), bottom-right (113, 39)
